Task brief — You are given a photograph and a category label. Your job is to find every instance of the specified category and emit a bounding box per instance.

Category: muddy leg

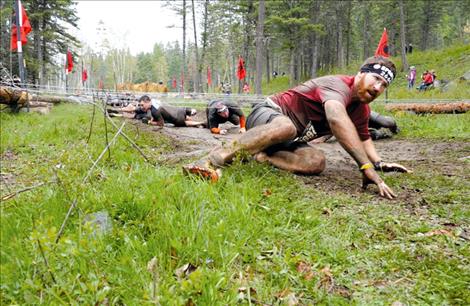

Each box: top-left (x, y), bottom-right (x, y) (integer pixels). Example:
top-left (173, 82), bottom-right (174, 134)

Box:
top-left (184, 120), bottom-right (206, 127)
top-left (209, 116), bottom-right (297, 167)
top-left (255, 146), bottom-right (326, 174)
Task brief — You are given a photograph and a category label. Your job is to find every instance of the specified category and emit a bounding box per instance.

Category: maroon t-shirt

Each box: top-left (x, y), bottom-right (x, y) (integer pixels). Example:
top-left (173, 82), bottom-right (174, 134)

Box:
top-left (269, 75), bottom-right (370, 142)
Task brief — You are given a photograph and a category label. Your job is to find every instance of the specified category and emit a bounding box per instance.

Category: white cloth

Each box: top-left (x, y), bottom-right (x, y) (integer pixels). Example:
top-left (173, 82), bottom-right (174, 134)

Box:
top-left (151, 99), bottom-right (161, 110)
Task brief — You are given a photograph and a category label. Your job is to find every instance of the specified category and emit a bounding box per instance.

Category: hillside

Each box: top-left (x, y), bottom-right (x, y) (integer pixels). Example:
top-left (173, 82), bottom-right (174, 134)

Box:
top-left (263, 44), bottom-right (470, 99)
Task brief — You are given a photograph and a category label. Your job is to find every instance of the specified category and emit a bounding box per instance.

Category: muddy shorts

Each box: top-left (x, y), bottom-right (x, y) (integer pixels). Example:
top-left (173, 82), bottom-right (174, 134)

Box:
top-left (246, 98), bottom-right (284, 129)
top-left (246, 98), bottom-right (309, 154)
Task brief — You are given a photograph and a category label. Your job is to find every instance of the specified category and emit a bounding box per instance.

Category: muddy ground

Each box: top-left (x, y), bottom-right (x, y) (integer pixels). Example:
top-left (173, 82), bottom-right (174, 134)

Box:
top-left (2, 113), bottom-right (467, 204)
top-left (139, 114), bottom-right (469, 203)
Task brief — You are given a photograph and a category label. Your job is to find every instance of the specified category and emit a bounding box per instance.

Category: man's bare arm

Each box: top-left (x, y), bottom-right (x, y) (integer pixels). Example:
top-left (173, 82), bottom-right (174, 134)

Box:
top-left (324, 100), bottom-right (396, 199)
top-left (324, 100), bottom-right (370, 166)
top-left (362, 138), bottom-right (381, 163)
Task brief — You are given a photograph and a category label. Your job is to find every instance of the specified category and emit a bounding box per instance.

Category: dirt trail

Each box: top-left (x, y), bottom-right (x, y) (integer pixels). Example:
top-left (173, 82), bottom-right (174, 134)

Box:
top-left (135, 113), bottom-right (469, 200)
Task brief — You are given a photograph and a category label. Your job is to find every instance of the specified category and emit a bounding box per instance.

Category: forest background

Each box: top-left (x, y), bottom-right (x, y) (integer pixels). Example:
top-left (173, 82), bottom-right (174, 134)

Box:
top-left (0, 0), bottom-right (469, 94)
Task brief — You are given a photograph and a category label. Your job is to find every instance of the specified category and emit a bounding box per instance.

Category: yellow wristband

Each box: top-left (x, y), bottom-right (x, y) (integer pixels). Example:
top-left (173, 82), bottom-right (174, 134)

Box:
top-left (360, 163), bottom-right (373, 171)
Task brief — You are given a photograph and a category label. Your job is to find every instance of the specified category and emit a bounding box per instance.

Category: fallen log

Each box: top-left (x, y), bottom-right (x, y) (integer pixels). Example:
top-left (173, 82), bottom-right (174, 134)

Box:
top-left (0, 86), bottom-right (30, 106)
top-left (30, 94), bottom-right (81, 104)
top-left (28, 101), bottom-right (54, 108)
top-left (385, 102), bottom-right (470, 114)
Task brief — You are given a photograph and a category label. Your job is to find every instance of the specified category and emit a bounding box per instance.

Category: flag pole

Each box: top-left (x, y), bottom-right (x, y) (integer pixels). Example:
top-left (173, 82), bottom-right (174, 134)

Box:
top-left (81, 60), bottom-right (84, 87)
top-left (65, 53), bottom-right (68, 93)
top-left (15, 0), bottom-right (25, 86)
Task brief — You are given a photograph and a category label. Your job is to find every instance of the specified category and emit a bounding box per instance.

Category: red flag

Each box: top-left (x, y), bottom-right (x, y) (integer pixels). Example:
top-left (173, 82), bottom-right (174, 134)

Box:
top-left (10, 1), bottom-right (32, 50)
top-left (82, 69), bottom-right (88, 82)
top-left (172, 77), bottom-right (177, 89)
top-left (375, 28), bottom-right (389, 57)
top-left (65, 50), bottom-right (73, 73)
top-left (98, 79), bottom-right (103, 89)
top-left (207, 66), bottom-right (212, 86)
top-left (237, 56), bottom-right (246, 80)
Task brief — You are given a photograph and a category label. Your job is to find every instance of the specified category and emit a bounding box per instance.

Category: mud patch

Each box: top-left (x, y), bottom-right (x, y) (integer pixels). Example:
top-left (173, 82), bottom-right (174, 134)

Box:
top-left (127, 117), bottom-right (468, 203)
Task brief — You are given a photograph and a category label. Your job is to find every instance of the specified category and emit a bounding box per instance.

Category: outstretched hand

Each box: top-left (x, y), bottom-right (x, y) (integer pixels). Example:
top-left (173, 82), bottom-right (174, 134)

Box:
top-left (362, 168), bottom-right (396, 199)
top-left (376, 161), bottom-right (412, 173)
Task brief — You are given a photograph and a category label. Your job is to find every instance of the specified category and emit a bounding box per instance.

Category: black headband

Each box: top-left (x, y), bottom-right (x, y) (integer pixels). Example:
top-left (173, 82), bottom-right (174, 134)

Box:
top-left (360, 63), bottom-right (395, 84)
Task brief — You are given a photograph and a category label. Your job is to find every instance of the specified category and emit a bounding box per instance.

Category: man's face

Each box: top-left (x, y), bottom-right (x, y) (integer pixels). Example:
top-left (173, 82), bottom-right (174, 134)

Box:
top-left (218, 109), bottom-right (229, 119)
top-left (356, 72), bottom-right (388, 104)
top-left (141, 100), bottom-right (151, 111)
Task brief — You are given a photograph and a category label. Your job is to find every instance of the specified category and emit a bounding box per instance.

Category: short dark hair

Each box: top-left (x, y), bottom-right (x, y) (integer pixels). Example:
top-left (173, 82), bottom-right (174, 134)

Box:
top-left (139, 95), bottom-right (151, 102)
top-left (360, 56), bottom-right (397, 77)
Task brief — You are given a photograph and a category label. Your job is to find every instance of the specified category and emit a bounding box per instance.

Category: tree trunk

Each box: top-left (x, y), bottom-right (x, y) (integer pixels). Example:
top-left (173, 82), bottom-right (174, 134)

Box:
top-left (255, 0), bottom-right (265, 95)
top-left (266, 41), bottom-right (270, 83)
top-left (191, 0), bottom-right (200, 93)
top-left (198, 0), bottom-right (209, 92)
top-left (240, 0), bottom-right (254, 94)
top-left (421, 2), bottom-right (431, 50)
top-left (41, 16), bottom-right (47, 87)
top-left (289, 46), bottom-right (297, 87)
top-left (399, 0), bottom-right (409, 72)
top-left (182, 0), bottom-right (186, 93)
top-left (309, 0), bottom-right (320, 78)
top-left (345, 1), bottom-right (352, 66)
top-left (336, 2), bottom-right (344, 68)
top-left (362, 2), bottom-right (371, 59)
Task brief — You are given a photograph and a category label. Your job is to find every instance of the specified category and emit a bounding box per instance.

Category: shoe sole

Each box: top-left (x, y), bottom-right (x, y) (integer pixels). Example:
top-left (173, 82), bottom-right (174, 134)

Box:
top-left (182, 165), bottom-right (219, 183)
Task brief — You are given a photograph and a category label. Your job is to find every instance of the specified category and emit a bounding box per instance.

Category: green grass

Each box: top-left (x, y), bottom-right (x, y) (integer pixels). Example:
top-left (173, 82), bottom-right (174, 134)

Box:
top-left (1, 103), bottom-right (469, 304)
top-left (372, 102), bottom-right (470, 140)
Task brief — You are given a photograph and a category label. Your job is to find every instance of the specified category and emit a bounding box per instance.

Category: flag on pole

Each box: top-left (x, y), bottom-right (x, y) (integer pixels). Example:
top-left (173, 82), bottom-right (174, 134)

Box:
top-left (375, 28), bottom-right (389, 57)
top-left (207, 66), bottom-right (212, 86)
top-left (236, 56), bottom-right (246, 80)
top-left (82, 69), bottom-right (88, 83)
top-left (65, 50), bottom-right (74, 73)
top-left (172, 77), bottom-right (177, 89)
top-left (10, 0), bottom-right (31, 50)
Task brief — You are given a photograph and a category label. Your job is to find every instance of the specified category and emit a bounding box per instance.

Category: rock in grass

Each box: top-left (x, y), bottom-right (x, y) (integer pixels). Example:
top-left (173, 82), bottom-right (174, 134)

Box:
top-left (84, 210), bottom-right (113, 236)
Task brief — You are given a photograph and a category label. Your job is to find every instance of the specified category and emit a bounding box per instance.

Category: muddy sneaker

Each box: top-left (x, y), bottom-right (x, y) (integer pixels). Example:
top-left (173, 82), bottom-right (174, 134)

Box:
top-left (182, 164), bottom-right (221, 182)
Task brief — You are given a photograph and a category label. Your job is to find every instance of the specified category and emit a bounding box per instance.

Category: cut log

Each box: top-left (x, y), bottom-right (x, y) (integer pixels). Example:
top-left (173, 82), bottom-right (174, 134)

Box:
top-left (28, 101), bottom-right (54, 108)
top-left (385, 102), bottom-right (470, 114)
top-left (0, 86), bottom-right (31, 106)
top-left (30, 95), bottom-right (69, 104)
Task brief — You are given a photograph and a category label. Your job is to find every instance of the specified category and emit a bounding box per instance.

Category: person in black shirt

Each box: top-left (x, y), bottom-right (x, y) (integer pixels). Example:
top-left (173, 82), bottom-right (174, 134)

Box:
top-left (138, 95), bottom-right (204, 127)
top-left (206, 100), bottom-right (246, 134)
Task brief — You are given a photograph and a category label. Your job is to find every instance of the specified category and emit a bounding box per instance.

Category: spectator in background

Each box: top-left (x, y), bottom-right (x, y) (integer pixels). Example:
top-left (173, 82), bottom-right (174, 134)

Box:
top-left (418, 70), bottom-right (434, 91)
top-left (243, 82), bottom-right (251, 94)
top-left (406, 66), bottom-right (417, 90)
top-left (408, 43), bottom-right (413, 54)
top-left (430, 70), bottom-right (437, 83)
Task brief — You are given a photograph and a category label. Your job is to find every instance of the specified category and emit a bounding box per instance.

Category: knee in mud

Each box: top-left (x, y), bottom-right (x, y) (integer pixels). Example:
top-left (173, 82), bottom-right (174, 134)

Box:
top-left (272, 120), bottom-right (297, 143)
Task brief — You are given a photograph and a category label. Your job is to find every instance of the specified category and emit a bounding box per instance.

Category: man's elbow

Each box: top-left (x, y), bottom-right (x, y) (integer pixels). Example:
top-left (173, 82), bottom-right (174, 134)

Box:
top-left (326, 116), bottom-right (344, 130)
